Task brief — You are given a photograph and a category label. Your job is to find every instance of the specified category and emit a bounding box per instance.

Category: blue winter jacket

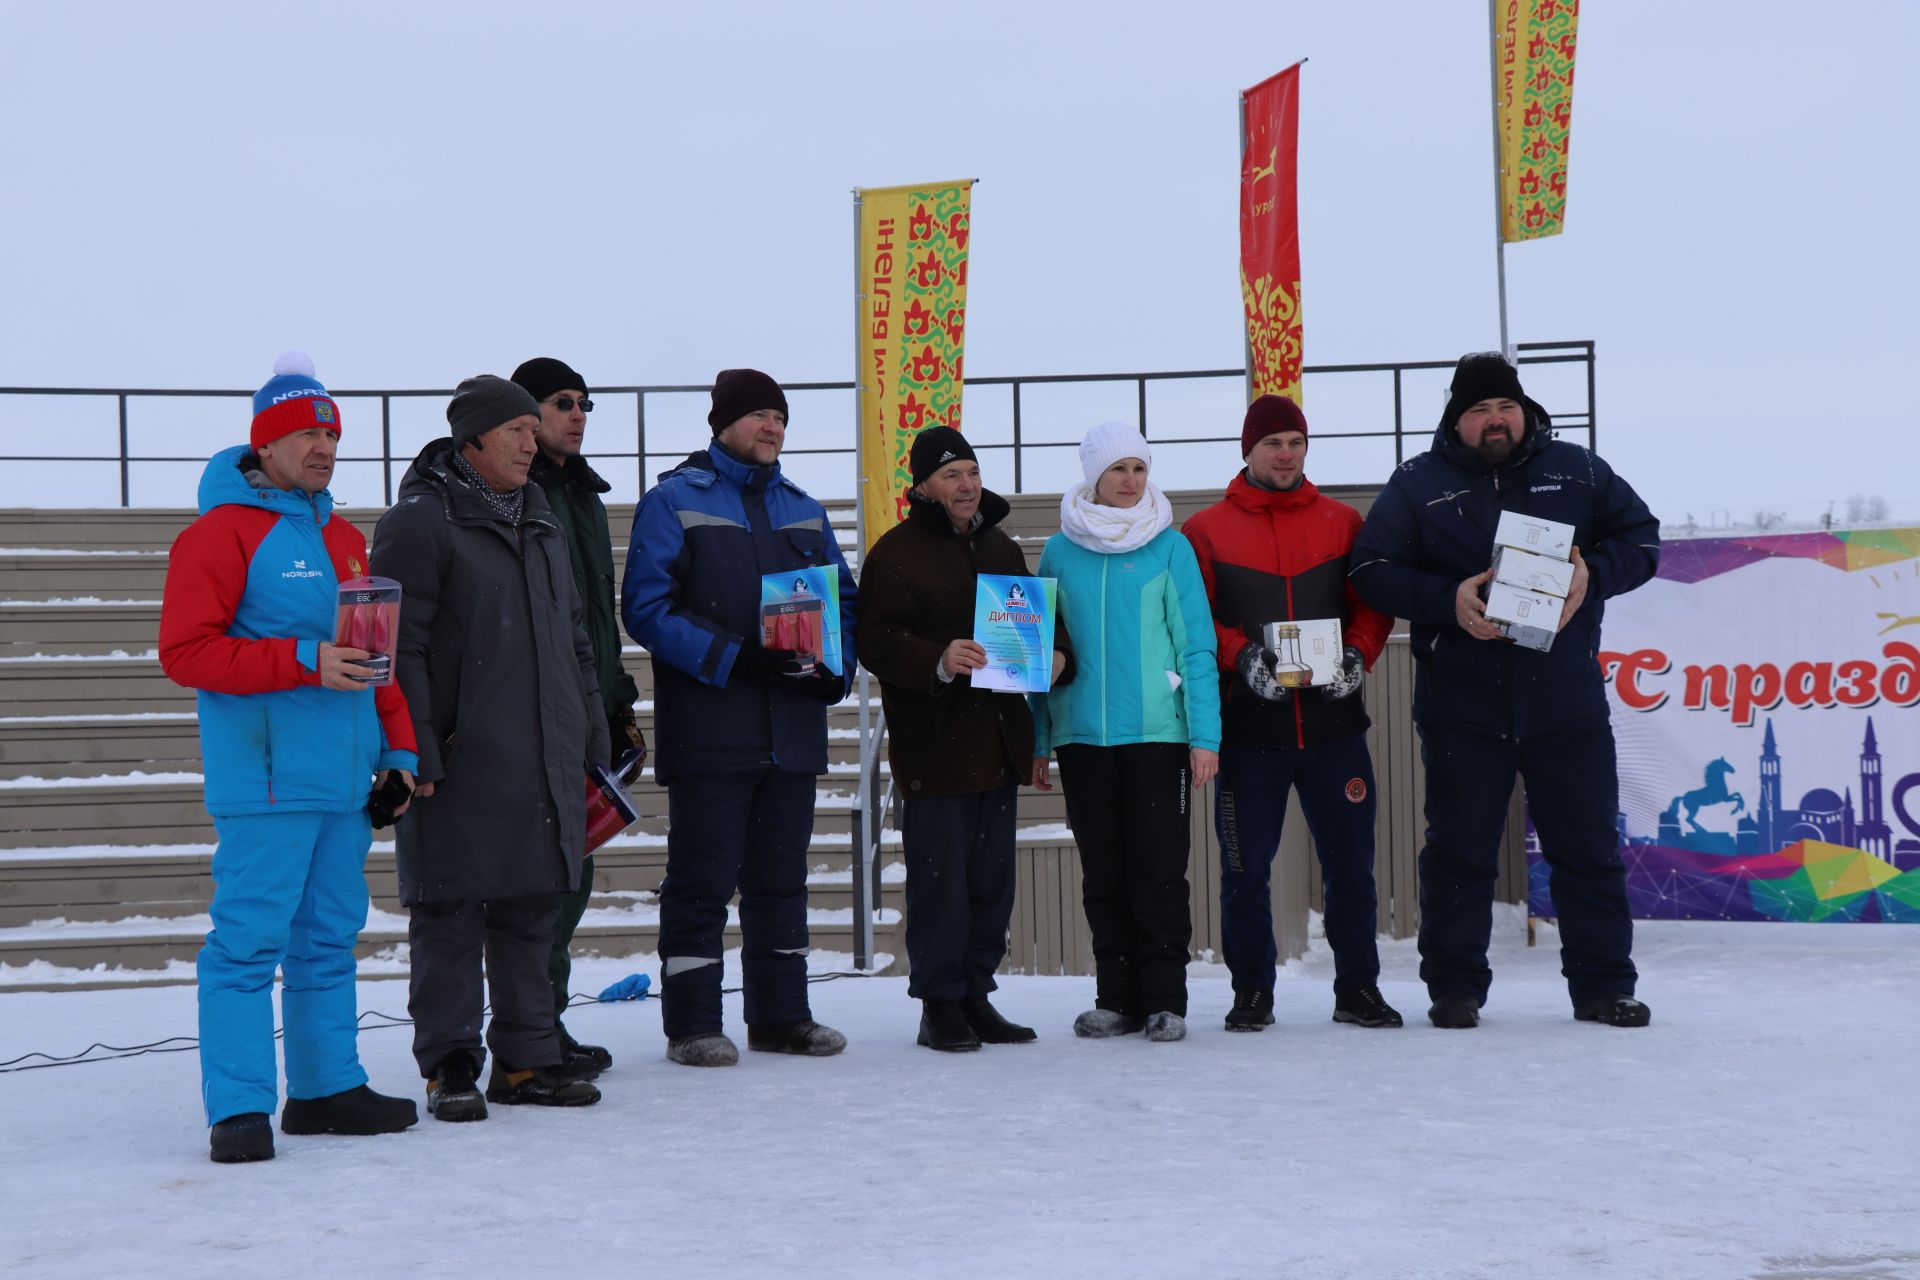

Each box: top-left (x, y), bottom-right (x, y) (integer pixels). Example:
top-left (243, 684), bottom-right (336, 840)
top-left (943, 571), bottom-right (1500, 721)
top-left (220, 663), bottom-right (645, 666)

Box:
top-left (1030, 527), bottom-right (1221, 755)
top-left (158, 445), bottom-right (418, 817)
top-left (621, 443), bottom-right (858, 780)
top-left (1350, 414), bottom-right (1660, 739)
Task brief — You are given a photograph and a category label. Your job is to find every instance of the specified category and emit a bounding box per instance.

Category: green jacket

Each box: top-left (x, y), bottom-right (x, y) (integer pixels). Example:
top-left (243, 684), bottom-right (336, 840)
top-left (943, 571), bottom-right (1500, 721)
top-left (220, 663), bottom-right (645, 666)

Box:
top-left (531, 450), bottom-right (640, 728)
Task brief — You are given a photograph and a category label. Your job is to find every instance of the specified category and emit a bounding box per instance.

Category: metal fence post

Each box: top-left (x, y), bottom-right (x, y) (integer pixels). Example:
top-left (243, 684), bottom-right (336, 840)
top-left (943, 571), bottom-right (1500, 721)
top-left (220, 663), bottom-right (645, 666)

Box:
top-left (1136, 376), bottom-right (1148, 436)
top-left (117, 394), bottom-right (130, 508)
top-left (636, 391), bottom-right (648, 494)
top-left (381, 395), bottom-right (394, 506)
top-left (1392, 369), bottom-right (1404, 465)
top-left (1011, 380), bottom-right (1023, 492)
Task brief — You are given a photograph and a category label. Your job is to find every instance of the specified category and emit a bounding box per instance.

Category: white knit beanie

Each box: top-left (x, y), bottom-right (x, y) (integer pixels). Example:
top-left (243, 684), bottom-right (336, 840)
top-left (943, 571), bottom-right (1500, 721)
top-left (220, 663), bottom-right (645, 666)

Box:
top-left (1078, 421), bottom-right (1152, 488)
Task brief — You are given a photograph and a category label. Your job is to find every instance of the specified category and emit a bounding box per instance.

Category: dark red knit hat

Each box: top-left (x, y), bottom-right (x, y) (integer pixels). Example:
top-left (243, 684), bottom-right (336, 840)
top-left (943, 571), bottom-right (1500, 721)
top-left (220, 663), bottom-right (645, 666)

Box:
top-left (1241, 394), bottom-right (1308, 457)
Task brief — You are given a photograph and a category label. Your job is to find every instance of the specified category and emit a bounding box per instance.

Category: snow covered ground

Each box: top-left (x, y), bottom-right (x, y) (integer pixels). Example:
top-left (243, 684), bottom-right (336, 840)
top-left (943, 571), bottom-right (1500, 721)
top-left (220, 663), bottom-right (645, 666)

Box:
top-left (3, 912), bottom-right (1916, 1280)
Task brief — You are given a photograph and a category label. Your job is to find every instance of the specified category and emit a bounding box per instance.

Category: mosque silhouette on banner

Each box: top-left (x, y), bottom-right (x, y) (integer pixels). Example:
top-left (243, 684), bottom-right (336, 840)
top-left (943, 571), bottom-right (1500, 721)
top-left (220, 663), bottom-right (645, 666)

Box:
top-left (1617, 716), bottom-right (1919, 870)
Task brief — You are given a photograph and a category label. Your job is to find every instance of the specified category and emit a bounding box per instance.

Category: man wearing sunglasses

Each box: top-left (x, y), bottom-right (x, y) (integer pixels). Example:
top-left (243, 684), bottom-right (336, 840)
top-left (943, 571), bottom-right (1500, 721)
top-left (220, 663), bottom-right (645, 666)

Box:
top-left (512, 358), bottom-right (645, 1077)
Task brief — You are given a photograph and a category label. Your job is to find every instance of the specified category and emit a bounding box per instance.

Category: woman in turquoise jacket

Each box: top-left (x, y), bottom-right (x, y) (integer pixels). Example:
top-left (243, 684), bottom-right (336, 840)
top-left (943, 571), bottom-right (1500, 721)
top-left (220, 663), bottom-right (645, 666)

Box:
top-left (1031, 422), bottom-right (1220, 1042)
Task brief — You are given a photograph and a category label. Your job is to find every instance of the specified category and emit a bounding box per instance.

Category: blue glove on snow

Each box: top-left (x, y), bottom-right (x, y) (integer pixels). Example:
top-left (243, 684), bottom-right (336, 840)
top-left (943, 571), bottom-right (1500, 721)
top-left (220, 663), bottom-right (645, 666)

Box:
top-left (597, 973), bottom-right (653, 1002)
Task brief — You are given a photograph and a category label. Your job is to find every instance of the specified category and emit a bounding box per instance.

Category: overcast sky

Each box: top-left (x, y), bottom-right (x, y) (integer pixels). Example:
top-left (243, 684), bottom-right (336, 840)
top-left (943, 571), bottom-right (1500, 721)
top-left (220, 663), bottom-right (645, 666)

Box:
top-left (0, 0), bottom-right (1912, 521)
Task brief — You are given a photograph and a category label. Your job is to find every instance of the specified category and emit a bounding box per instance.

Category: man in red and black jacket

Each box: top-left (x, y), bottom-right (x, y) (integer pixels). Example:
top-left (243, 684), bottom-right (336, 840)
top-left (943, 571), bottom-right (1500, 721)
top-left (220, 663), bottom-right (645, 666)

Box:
top-left (1184, 395), bottom-right (1400, 1033)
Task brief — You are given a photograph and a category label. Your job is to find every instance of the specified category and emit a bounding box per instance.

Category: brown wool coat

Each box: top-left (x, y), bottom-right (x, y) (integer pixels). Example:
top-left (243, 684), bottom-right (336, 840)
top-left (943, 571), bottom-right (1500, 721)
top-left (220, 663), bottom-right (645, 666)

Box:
top-left (858, 491), bottom-right (1072, 795)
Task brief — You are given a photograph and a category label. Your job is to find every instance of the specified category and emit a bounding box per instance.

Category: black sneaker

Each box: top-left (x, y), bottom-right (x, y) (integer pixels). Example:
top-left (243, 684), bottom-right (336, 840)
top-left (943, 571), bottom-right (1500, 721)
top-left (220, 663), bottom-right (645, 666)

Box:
top-left (559, 1026), bottom-right (614, 1072)
top-left (746, 1018), bottom-right (849, 1056)
top-left (1427, 995), bottom-right (1481, 1029)
top-left (1332, 985), bottom-right (1404, 1029)
top-left (1224, 989), bottom-right (1275, 1032)
top-left (281, 1084), bottom-right (419, 1136)
top-left (916, 1000), bottom-right (982, 1052)
top-left (1574, 993), bottom-right (1651, 1027)
top-left (209, 1112), bottom-right (274, 1164)
top-left (961, 996), bottom-right (1037, 1044)
top-left (485, 1064), bottom-right (602, 1107)
top-left (426, 1052), bottom-right (488, 1122)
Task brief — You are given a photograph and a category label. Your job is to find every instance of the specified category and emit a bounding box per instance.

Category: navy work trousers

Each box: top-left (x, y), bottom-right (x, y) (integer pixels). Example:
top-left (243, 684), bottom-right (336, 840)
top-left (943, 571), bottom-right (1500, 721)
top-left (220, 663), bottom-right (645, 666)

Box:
top-left (657, 769), bottom-right (815, 1038)
top-left (1416, 723), bottom-right (1636, 1007)
top-left (1216, 733), bottom-right (1381, 994)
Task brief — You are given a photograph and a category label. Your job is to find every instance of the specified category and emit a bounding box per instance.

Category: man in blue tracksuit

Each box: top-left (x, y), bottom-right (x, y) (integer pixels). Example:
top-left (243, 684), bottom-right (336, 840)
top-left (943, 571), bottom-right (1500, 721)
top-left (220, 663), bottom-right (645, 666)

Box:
top-left (622, 369), bottom-right (857, 1066)
top-left (1350, 352), bottom-right (1661, 1029)
top-left (159, 354), bottom-right (421, 1162)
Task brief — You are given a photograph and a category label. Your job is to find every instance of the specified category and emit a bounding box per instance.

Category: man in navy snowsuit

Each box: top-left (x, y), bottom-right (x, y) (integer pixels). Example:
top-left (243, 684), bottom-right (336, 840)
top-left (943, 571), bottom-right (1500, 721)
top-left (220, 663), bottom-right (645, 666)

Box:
top-left (1350, 353), bottom-right (1660, 1029)
top-left (622, 369), bottom-right (857, 1066)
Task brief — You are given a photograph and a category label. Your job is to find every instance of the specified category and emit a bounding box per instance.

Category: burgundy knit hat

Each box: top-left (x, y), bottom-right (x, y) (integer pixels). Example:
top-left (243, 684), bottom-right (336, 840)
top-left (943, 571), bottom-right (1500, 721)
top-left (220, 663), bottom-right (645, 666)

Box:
top-left (1241, 394), bottom-right (1308, 457)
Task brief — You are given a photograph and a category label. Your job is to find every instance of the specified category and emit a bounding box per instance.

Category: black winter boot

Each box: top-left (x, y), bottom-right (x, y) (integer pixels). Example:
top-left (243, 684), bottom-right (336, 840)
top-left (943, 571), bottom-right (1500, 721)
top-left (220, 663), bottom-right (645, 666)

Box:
top-left (916, 1000), bottom-right (981, 1052)
top-left (426, 1052), bottom-right (488, 1122)
top-left (747, 1019), bottom-right (848, 1056)
top-left (1224, 988), bottom-right (1275, 1032)
top-left (961, 997), bottom-right (1036, 1044)
top-left (560, 1025), bottom-right (613, 1073)
top-left (485, 1064), bottom-right (602, 1107)
top-left (1332, 985), bottom-right (1404, 1029)
top-left (281, 1084), bottom-right (419, 1136)
top-left (1427, 995), bottom-right (1482, 1029)
top-left (1574, 993), bottom-right (1651, 1027)
top-left (209, 1112), bottom-right (274, 1164)
top-left (666, 1032), bottom-right (740, 1067)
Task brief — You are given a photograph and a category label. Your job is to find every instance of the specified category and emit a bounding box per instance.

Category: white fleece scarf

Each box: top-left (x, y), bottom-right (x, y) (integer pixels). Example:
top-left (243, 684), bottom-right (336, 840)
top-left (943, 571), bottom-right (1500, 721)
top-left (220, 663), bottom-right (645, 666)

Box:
top-left (1058, 481), bottom-right (1173, 555)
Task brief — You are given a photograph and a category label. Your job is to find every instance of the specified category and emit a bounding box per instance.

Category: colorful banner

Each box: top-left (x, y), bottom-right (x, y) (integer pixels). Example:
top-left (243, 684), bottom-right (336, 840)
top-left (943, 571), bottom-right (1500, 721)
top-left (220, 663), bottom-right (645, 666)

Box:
top-left (1528, 528), bottom-right (1920, 923)
top-left (1239, 64), bottom-right (1303, 404)
top-left (1496, 0), bottom-right (1579, 242)
top-left (855, 180), bottom-right (972, 547)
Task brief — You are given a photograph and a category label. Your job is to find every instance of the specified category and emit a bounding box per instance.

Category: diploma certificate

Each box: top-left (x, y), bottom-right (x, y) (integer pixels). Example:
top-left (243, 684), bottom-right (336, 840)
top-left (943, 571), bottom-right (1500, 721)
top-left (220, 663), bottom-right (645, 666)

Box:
top-left (970, 574), bottom-right (1056, 693)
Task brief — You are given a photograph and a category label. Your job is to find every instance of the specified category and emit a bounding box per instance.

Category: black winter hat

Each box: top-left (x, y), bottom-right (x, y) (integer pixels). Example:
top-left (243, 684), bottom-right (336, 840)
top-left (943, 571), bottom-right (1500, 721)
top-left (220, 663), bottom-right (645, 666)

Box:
top-left (511, 357), bottom-right (590, 403)
top-left (707, 368), bottom-right (788, 433)
top-left (1441, 352), bottom-right (1548, 434)
top-left (447, 375), bottom-right (541, 447)
top-left (909, 425), bottom-right (978, 486)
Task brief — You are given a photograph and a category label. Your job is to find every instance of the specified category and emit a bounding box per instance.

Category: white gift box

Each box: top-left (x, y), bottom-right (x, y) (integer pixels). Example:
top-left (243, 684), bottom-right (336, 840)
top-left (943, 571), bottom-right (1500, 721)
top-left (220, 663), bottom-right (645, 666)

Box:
top-left (1494, 510), bottom-right (1575, 562)
top-left (1493, 544), bottom-right (1575, 598)
top-left (1484, 581), bottom-right (1559, 652)
top-left (1260, 617), bottom-right (1344, 687)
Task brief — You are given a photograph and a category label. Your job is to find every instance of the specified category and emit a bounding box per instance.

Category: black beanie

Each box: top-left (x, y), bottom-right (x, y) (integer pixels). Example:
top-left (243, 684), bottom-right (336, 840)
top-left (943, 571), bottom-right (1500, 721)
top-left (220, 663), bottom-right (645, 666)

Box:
top-left (511, 357), bottom-right (590, 403)
top-left (447, 375), bottom-right (541, 447)
top-left (1441, 352), bottom-right (1549, 434)
top-left (909, 425), bottom-right (978, 486)
top-left (707, 368), bottom-right (788, 433)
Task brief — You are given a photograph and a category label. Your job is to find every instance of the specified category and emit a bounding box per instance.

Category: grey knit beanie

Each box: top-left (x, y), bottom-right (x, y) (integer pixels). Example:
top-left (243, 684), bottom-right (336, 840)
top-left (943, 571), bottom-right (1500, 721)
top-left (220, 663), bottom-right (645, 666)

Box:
top-left (447, 375), bottom-right (540, 447)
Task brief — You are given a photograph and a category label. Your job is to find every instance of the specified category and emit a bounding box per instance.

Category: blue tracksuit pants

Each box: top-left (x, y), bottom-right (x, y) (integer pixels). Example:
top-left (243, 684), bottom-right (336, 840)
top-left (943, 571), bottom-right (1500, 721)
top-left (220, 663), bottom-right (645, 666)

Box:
top-left (199, 809), bottom-right (373, 1125)
top-left (1216, 734), bottom-right (1382, 994)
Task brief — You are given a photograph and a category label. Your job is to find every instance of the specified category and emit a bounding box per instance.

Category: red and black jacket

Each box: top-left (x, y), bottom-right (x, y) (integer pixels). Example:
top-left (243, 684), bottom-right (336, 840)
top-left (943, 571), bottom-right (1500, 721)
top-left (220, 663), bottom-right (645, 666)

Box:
top-left (1182, 474), bottom-right (1392, 750)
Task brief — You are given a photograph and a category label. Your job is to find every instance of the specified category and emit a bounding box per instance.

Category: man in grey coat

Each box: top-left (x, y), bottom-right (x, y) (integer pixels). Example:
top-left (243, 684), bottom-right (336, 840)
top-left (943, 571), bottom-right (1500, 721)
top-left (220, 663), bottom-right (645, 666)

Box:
top-left (371, 375), bottom-right (613, 1120)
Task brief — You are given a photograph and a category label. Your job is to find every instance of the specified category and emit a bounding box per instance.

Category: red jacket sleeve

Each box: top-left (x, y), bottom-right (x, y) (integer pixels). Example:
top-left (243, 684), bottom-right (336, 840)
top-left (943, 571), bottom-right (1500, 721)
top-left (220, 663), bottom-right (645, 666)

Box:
top-left (1339, 506), bottom-right (1393, 668)
top-left (158, 511), bottom-right (320, 695)
top-left (1182, 513), bottom-right (1252, 672)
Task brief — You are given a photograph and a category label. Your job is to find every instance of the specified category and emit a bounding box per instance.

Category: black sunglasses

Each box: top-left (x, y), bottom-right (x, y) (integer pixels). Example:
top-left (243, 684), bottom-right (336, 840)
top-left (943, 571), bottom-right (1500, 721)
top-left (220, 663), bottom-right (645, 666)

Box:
top-left (548, 395), bottom-right (593, 413)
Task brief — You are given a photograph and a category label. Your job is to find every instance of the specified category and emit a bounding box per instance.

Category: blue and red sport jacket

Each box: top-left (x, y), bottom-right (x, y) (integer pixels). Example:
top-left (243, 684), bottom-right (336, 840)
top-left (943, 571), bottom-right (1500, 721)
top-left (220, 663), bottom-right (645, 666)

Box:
top-left (159, 445), bottom-right (418, 816)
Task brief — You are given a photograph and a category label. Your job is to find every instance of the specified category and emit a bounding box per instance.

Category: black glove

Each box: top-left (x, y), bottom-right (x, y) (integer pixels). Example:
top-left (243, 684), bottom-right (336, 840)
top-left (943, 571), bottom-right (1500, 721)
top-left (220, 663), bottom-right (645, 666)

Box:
top-left (799, 665), bottom-right (847, 705)
top-left (1319, 646), bottom-right (1365, 701)
top-left (731, 641), bottom-right (808, 686)
top-left (611, 705), bottom-right (648, 767)
top-left (1235, 644), bottom-right (1290, 702)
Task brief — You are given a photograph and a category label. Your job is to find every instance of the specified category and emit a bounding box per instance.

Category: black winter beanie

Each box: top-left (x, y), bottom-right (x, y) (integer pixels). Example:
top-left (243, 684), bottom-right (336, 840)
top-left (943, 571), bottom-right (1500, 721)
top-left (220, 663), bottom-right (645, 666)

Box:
top-left (909, 425), bottom-right (977, 486)
top-left (511, 357), bottom-right (590, 403)
top-left (707, 368), bottom-right (788, 433)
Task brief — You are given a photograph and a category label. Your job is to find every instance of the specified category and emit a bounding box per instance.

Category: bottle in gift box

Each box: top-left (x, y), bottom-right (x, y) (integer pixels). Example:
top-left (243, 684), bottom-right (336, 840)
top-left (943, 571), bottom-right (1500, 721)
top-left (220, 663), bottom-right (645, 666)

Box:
top-left (334, 577), bottom-right (402, 685)
top-left (583, 749), bottom-right (645, 855)
top-left (1268, 623), bottom-right (1314, 689)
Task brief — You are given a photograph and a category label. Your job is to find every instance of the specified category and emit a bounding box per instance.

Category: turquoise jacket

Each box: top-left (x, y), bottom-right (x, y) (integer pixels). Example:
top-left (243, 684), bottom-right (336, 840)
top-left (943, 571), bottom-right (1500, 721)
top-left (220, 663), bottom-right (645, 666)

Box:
top-left (1030, 527), bottom-right (1221, 755)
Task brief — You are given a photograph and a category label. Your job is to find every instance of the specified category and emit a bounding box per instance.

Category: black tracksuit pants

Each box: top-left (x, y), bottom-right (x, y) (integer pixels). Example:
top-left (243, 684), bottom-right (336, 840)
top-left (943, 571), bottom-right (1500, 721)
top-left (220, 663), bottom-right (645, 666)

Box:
top-left (408, 892), bottom-right (565, 1077)
top-left (1055, 743), bottom-right (1193, 1017)
top-left (1416, 723), bottom-right (1636, 1007)
top-left (900, 782), bottom-right (1019, 1003)
top-left (657, 768), bottom-right (815, 1038)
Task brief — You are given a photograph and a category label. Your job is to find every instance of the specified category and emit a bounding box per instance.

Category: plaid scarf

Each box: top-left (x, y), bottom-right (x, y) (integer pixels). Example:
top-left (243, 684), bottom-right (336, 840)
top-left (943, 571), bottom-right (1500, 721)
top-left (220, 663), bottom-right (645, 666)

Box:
top-left (448, 450), bottom-right (526, 524)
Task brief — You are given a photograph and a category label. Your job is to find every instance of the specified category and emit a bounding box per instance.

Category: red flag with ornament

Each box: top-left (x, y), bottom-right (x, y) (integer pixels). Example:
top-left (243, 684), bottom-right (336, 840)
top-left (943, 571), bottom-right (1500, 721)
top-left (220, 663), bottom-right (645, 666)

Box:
top-left (1239, 64), bottom-right (1303, 403)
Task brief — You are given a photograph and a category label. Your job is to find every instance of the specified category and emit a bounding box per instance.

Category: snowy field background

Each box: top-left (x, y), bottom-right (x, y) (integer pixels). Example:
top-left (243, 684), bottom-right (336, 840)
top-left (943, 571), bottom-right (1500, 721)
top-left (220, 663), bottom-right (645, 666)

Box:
top-left (3, 910), bottom-right (1917, 1280)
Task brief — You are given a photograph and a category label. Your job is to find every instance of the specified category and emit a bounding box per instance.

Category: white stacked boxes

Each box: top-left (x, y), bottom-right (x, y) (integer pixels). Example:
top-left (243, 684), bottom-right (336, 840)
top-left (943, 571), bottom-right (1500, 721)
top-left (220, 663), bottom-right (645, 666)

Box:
top-left (1485, 512), bottom-right (1577, 652)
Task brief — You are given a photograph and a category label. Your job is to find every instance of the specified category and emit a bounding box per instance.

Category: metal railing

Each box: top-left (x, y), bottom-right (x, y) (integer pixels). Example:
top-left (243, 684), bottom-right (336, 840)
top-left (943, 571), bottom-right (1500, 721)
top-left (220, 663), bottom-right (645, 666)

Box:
top-left (0, 342), bottom-right (1594, 508)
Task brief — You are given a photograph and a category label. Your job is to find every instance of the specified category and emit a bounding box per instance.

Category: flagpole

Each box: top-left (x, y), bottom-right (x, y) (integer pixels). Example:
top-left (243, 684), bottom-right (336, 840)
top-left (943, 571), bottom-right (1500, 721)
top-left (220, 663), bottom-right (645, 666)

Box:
top-left (1237, 92), bottom-right (1254, 405)
top-left (850, 187), bottom-right (875, 973)
top-left (1488, 0), bottom-right (1512, 360)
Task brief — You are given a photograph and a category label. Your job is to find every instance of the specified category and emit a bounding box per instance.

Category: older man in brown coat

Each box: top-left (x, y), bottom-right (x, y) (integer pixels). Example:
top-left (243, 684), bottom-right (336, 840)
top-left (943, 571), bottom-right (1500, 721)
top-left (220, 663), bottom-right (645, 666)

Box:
top-left (857, 426), bottom-right (1073, 1052)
